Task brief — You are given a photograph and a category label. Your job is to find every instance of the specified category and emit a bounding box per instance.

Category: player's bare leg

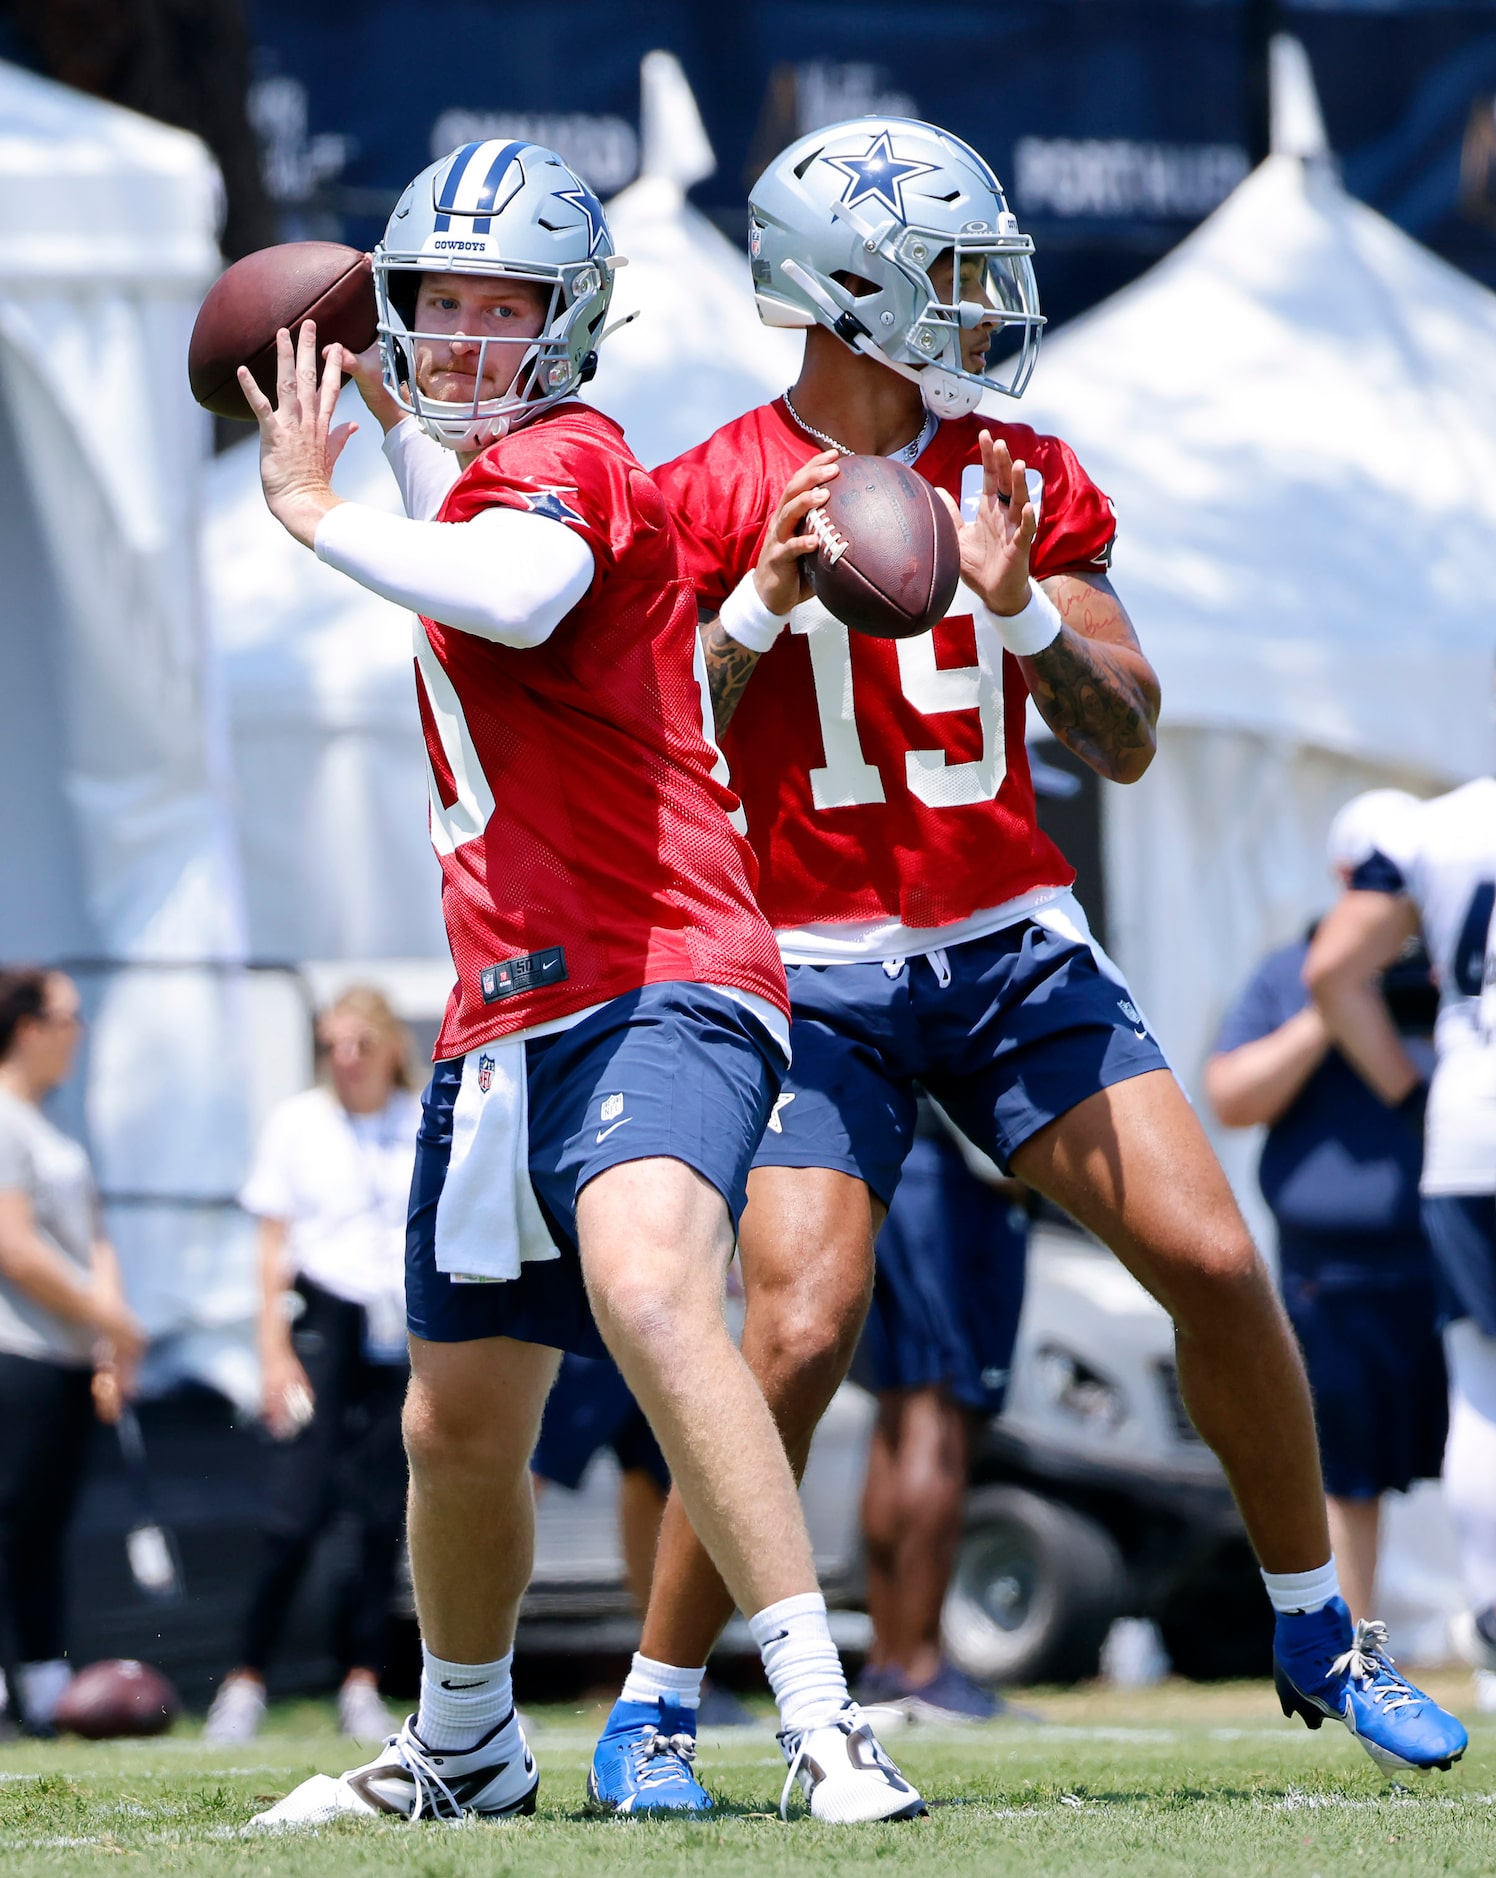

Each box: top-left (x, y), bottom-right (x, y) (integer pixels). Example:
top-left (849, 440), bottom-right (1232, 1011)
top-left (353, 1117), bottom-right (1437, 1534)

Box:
top-left (637, 1165), bottom-right (879, 1667)
top-left (1326, 1496), bottom-right (1381, 1624)
top-left (248, 1337), bottom-right (558, 1829)
top-left (578, 1157), bottom-right (824, 1617)
top-left (1010, 1069), bottom-right (1328, 1571)
top-left (583, 1158), bottom-right (918, 1821)
top-left (403, 1335), bottom-right (560, 1661)
top-left (861, 1387), bottom-right (972, 1689)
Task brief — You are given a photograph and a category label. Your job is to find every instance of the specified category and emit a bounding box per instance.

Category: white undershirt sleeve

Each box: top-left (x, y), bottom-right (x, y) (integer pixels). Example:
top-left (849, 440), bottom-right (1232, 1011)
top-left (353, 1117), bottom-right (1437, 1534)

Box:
top-left (313, 501), bottom-right (596, 649)
top-left (381, 417), bottom-right (462, 521)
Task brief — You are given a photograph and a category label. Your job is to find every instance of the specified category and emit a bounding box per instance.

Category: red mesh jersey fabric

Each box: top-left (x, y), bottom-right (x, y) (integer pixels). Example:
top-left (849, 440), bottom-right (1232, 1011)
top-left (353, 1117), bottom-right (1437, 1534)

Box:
top-left (415, 403), bottom-right (787, 1058)
top-left (656, 402), bottom-right (1118, 934)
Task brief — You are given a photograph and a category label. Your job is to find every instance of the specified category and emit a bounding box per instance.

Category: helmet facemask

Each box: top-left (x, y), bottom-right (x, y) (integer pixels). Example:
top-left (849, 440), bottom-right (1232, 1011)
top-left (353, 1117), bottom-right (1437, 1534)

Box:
top-left (375, 254), bottom-right (610, 452)
top-left (894, 224), bottom-right (1043, 413)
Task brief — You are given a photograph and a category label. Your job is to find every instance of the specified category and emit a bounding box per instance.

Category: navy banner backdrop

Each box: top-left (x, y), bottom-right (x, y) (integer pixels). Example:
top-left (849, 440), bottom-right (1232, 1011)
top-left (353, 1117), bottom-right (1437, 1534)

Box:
top-left (238, 0), bottom-right (1496, 328)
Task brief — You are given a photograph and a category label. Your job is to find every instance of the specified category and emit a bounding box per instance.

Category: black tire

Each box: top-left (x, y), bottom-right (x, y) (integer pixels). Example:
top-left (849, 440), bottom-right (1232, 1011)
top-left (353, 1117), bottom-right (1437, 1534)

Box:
top-left (941, 1486), bottom-right (1127, 1685)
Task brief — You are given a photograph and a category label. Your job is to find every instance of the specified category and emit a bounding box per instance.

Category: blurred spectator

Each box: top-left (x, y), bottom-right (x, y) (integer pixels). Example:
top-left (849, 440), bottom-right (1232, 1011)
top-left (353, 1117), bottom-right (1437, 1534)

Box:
top-left (1305, 772), bottom-right (1496, 1704)
top-left (204, 987), bottom-right (417, 1744)
top-left (1206, 791), bottom-right (1446, 1622)
top-left (854, 1098), bottom-right (1028, 1722)
top-left (0, 966), bottom-right (146, 1735)
top-left (531, 1354), bottom-right (670, 1615)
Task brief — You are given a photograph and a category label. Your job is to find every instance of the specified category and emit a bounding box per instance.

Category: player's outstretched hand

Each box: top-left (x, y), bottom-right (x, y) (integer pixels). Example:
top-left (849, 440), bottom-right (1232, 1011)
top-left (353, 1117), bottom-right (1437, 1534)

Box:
top-left (754, 450), bottom-right (842, 614)
top-left (238, 319), bottom-right (356, 549)
top-left (936, 429), bottom-right (1036, 617)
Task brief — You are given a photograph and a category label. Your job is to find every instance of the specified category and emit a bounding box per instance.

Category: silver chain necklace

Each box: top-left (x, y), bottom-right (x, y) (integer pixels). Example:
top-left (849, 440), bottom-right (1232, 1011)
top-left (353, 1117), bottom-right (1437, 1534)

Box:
top-left (782, 390), bottom-right (936, 466)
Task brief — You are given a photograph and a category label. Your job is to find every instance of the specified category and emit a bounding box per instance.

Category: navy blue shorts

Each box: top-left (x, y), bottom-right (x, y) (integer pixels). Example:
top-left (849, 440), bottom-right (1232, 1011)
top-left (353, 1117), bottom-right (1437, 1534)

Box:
top-left (1423, 1193), bottom-right (1496, 1337)
top-left (530, 1352), bottom-right (669, 1493)
top-left (1279, 1255), bottom-right (1448, 1498)
top-left (755, 918), bottom-right (1169, 1203)
top-left (854, 1125), bottom-right (1028, 1415)
top-left (406, 983), bottom-right (783, 1358)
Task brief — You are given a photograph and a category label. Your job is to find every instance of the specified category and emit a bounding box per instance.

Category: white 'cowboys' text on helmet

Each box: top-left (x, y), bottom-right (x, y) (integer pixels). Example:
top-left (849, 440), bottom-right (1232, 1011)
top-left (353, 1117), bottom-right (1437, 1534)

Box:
top-left (748, 118), bottom-right (1044, 418)
top-left (374, 140), bottom-right (622, 450)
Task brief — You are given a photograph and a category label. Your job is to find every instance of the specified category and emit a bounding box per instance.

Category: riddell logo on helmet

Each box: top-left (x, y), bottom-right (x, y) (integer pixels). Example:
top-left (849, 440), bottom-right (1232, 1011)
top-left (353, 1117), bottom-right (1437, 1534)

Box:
top-left (434, 238), bottom-right (487, 252)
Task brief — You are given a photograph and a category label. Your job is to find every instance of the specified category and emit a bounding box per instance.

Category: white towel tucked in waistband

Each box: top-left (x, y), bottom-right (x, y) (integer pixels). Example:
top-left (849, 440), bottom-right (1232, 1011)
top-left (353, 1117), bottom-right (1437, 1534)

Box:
top-left (434, 1042), bottom-right (558, 1283)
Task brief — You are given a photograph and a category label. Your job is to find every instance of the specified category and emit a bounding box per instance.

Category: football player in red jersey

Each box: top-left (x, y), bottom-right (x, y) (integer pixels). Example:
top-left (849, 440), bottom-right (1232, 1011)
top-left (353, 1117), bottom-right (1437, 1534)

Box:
top-left (586, 117), bottom-right (1464, 1801)
top-left (234, 142), bottom-right (923, 1827)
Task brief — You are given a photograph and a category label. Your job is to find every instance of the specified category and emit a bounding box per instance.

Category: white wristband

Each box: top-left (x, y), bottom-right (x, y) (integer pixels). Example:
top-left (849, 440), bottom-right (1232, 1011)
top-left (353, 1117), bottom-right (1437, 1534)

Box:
top-left (718, 573), bottom-right (791, 655)
top-left (975, 580), bottom-right (1063, 658)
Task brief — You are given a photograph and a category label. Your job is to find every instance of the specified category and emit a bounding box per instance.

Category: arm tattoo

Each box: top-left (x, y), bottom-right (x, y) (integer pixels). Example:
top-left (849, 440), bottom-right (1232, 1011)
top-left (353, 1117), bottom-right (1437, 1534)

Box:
top-left (1021, 577), bottom-right (1159, 784)
top-left (700, 616), bottom-right (761, 733)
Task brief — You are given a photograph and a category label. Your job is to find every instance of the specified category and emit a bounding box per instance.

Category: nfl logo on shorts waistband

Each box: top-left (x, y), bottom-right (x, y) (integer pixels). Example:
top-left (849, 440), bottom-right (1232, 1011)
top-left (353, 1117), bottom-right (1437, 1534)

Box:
top-left (600, 1092), bottom-right (624, 1123)
top-left (477, 1054), bottom-right (495, 1094)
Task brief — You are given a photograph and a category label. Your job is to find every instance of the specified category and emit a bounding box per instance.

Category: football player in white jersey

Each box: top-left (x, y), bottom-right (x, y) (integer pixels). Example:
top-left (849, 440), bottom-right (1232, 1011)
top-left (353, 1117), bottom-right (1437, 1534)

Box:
top-left (1308, 774), bottom-right (1496, 1696)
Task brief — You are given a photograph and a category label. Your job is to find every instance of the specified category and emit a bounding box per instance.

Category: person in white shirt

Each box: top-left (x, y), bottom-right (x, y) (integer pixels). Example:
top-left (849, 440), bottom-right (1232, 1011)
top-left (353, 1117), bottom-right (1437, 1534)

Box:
top-left (205, 987), bottom-right (420, 1745)
top-left (1307, 775), bottom-right (1496, 1702)
top-left (0, 966), bottom-right (145, 1734)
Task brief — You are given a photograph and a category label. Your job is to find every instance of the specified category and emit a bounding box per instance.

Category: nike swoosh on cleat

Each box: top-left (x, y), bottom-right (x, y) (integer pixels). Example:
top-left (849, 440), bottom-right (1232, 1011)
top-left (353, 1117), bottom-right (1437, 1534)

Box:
top-left (595, 1118), bottom-right (632, 1143)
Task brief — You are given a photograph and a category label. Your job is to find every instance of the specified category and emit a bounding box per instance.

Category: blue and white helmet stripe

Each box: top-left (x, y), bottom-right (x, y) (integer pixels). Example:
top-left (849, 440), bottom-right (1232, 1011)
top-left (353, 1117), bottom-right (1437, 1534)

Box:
top-left (433, 139), bottom-right (533, 234)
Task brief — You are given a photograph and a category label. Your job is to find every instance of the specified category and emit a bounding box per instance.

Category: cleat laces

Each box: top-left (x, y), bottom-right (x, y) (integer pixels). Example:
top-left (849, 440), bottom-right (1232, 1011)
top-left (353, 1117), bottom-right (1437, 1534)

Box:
top-left (631, 1726), bottom-right (697, 1790)
top-left (390, 1734), bottom-right (465, 1821)
top-left (1329, 1620), bottom-right (1418, 1716)
top-left (777, 1703), bottom-right (875, 1820)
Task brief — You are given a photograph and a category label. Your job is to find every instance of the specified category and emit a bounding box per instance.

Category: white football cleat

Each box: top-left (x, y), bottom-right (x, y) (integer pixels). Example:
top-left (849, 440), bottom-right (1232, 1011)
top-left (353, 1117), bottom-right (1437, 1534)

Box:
top-left (246, 1710), bottom-right (538, 1829)
top-left (778, 1704), bottom-right (926, 1823)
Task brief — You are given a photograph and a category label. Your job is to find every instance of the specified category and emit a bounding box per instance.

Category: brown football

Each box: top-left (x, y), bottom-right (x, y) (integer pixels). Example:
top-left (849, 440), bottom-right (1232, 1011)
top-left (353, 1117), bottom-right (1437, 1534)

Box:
top-left (54, 1659), bottom-right (179, 1740)
top-left (188, 241), bottom-right (377, 421)
top-left (807, 455), bottom-right (961, 640)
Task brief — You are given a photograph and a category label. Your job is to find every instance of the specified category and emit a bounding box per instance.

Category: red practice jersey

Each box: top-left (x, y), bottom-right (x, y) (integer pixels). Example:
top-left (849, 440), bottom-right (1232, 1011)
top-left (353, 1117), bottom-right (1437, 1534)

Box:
top-left (416, 402), bottom-right (787, 1057)
top-left (656, 400), bottom-right (1116, 934)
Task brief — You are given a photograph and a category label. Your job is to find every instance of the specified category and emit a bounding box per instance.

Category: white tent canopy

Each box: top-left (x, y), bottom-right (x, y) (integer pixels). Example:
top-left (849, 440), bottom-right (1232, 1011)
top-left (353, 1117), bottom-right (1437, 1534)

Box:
top-left (0, 61), bottom-right (257, 1396)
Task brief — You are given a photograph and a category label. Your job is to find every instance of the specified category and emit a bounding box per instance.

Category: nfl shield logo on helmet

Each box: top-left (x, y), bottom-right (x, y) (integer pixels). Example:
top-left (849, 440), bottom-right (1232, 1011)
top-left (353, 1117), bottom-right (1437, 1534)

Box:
top-left (477, 1054), bottom-right (495, 1095)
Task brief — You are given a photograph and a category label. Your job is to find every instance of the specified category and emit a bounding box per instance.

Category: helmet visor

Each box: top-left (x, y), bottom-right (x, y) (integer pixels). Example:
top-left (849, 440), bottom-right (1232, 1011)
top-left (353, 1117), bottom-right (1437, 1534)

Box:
top-left (909, 235), bottom-right (1045, 400)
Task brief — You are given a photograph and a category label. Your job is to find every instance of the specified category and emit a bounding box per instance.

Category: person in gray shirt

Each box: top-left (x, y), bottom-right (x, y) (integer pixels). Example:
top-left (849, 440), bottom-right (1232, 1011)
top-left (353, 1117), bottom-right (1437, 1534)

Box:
top-left (0, 967), bottom-right (145, 1734)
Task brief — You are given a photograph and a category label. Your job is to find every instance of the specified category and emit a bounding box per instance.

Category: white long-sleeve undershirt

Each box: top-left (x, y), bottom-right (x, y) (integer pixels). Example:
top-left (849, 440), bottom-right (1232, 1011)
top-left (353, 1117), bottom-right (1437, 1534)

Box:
top-left (313, 500), bottom-right (595, 649)
top-left (381, 417), bottom-right (462, 522)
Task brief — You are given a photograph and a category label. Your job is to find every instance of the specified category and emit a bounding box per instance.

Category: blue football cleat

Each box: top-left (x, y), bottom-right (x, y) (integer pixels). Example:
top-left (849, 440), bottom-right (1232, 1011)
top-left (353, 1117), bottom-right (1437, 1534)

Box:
top-left (1274, 1599), bottom-right (1468, 1774)
top-left (587, 1698), bottom-right (712, 1814)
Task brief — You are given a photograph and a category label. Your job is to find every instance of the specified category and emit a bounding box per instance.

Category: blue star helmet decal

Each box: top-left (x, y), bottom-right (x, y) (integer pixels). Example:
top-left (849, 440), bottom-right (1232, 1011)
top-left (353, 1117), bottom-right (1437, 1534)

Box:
top-left (554, 181), bottom-right (606, 255)
top-left (519, 487), bottom-right (586, 526)
top-left (824, 130), bottom-right (936, 221)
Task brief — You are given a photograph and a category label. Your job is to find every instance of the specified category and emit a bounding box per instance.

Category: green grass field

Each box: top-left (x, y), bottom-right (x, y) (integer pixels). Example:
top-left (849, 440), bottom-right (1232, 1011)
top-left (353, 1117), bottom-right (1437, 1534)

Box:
top-left (2, 1674), bottom-right (1492, 1877)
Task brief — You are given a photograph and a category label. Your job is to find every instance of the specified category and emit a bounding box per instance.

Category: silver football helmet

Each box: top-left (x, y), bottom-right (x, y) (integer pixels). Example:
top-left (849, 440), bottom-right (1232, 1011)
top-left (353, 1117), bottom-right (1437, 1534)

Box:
top-left (374, 140), bottom-right (623, 450)
top-left (748, 118), bottom-right (1043, 417)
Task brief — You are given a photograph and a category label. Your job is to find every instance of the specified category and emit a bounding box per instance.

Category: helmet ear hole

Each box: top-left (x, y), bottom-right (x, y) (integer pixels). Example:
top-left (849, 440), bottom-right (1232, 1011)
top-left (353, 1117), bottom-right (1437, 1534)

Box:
top-left (387, 269), bottom-right (420, 330)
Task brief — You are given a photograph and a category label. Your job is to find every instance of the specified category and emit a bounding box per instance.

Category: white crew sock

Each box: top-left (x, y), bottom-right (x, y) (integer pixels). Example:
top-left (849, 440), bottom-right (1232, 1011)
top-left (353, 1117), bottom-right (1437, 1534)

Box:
top-left (749, 1591), bottom-right (848, 1733)
top-left (1261, 1559), bottom-right (1341, 1616)
top-left (415, 1646), bottom-right (514, 1749)
top-left (619, 1652), bottom-right (705, 1711)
